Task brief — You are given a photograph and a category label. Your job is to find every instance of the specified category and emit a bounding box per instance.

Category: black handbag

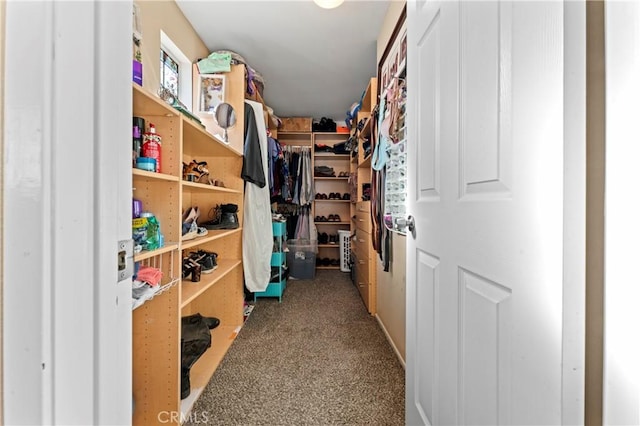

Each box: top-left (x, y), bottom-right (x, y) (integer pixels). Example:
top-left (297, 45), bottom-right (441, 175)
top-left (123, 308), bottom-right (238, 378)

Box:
top-left (181, 313), bottom-right (213, 399)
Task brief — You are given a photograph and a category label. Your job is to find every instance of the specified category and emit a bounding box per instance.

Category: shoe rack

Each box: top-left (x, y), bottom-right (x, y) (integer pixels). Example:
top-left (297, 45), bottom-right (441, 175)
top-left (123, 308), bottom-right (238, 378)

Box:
top-left (132, 79), bottom-right (244, 424)
top-left (313, 132), bottom-right (352, 269)
top-left (350, 77), bottom-right (378, 314)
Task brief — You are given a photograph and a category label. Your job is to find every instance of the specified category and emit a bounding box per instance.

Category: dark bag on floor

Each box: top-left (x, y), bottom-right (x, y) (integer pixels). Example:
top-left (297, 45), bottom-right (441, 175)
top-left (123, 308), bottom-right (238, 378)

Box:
top-left (181, 313), bottom-right (212, 399)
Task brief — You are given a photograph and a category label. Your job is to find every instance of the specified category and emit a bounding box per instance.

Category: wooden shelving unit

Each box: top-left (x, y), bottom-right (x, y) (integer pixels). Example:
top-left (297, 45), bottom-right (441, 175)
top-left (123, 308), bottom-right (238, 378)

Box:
top-left (350, 77), bottom-right (378, 315)
top-left (132, 79), bottom-right (245, 425)
top-left (313, 132), bottom-right (351, 269)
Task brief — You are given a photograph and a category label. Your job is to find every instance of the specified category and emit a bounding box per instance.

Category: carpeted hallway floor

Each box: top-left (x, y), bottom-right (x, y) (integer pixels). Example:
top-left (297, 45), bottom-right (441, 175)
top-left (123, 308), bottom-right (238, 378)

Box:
top-left (187, 270), bottom-right (405, 425)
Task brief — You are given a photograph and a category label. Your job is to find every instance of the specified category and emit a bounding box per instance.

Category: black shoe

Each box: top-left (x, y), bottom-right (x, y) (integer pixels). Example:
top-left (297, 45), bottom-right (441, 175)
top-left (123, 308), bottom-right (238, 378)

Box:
top-left (190, 250), bottom-right (218, 274)
top-left (202, 204), bottom-right (239, 230)
top-left (202, 316), bottom-right (220, 329)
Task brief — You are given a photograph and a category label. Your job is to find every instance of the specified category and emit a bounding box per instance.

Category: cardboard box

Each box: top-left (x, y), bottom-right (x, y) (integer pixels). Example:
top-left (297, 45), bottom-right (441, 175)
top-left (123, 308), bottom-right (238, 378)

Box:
top-left (279, 117), bottom-right (312, 132)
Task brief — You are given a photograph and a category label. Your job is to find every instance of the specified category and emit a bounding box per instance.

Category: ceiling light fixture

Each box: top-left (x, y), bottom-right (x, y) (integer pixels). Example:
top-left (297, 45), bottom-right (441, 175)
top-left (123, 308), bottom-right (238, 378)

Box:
top-left (313, 0), bottom-right (345, 9)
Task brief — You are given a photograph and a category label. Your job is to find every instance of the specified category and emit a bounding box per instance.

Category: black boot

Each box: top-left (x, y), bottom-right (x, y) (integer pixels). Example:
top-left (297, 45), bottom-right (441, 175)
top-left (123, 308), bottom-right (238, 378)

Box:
top-left (202, 204), bottom-right (239, 230)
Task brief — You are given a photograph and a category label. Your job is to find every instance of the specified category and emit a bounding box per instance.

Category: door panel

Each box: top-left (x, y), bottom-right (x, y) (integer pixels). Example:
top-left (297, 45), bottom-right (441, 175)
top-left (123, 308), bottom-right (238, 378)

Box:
top-left (407, 1), bottom-right (580, 425)
top-left (415, 250), bottom-right (440, 425)
top-left (459, 2), bottom-right (512, 199)
top-left (459, 268), bottom-right (512, 425)
top-left (417, 9), bottom-right (441, 200)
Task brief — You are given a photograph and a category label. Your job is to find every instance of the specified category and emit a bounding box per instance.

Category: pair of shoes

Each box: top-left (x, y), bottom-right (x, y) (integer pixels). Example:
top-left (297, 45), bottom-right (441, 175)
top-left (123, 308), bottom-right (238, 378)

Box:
top-left (315, 193), bottom-right (328, 200)
top-left (318, 232), bottom-right (329, 244)
top-left (315, 215), bottom-right (327, 222)
top-left (328, 192), bottom-right (340, 200)
top-left (319, 257), bottom-right (339, 266)
top-left (327, 214), bottom-right (341, 222)
top-left (182, 160), bottom-right (210, 183)
top-left (183, 160), bottom-right (226, 187)
top-left (201, 204), bottom-right (240, 230)
top-left (182, 207), bottom-right (208, 241)
top-left (328, 234), bottom-right (338, 244)
top-left (338, 171), bottom-right (349, 177)
top-left (342, 193), bottom-right (350, 200)
top-left (182, 257), bottom-right (202, 282)
top-left (188, 250), bottom-right (218, 274)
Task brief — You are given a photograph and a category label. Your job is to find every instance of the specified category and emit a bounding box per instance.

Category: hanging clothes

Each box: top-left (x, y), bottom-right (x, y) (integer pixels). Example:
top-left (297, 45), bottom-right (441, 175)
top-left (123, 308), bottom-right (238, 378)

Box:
top-left (372, 96), bottom-right (391, 171)
top-left (299, 148), bottom-right (314, 206)
top-left (242, 100), bottom-right (273, 292)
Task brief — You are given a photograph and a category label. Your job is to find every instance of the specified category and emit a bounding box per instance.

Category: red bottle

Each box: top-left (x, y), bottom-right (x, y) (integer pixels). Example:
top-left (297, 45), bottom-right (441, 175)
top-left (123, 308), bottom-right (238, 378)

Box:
top-left (142, 123), bottom-right (162, 173)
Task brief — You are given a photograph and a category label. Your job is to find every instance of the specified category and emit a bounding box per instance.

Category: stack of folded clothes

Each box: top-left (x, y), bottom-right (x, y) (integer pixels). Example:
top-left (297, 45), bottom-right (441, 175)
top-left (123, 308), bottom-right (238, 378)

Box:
top-left (314, 143), bottom-right (333, 153)
top-left (314, 165), bottom-right (335, 177)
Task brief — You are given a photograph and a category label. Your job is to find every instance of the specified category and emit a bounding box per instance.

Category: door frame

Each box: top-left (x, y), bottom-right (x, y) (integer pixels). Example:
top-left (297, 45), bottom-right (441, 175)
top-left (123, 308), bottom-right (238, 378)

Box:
top-left (2, 1), bottom-right (132, 423)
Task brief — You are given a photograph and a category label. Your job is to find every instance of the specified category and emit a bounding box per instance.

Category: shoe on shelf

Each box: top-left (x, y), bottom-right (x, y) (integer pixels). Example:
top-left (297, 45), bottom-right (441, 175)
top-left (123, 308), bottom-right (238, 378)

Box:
top-left (202, 204), bottom-right (239, 230)
top-left (182, 207), bottom-right (208, 240)
top-left (189, 250), bottom-right (218, 274)
top-left (182, 257), bottom-right (198, 279)
top-left (202, 316), bottom-right (220, 329)
top-left (319, 232), bottom-right (329, 244)
top-left (328, 214), bottom-right (335, 221)
top-left (333, 214), bottom-right (341, 222)
top-left (330, 258), bottom-right (340, 267)
top-left (342, 193), bottom-right (350, 200)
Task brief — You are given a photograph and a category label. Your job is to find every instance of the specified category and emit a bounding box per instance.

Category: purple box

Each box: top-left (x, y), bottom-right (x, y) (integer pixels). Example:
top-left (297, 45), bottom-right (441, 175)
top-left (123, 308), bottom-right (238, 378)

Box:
top-left (132, 60), bottom-right (143, 86)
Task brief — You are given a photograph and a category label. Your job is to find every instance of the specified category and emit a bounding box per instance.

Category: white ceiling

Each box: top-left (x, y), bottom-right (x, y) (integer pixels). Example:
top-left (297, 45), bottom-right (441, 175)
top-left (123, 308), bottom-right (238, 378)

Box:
top-left (175, 0), bottom-right (390, 121)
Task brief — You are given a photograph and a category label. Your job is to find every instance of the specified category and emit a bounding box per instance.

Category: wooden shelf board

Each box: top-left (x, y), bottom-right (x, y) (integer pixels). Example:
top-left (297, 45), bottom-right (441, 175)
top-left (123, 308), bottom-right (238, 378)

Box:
top-left (182, 180), bottom-right (242, 194)
top-left (182, 118), bottom-right (242, 158)
top-left (278, 131), bottom-right (312, 136)
top-left (132, 168), bottom-right (180, 182)
top-left (181, 259), bottom-right (242, 308)
top-left (313, 132), bottom-right (349, 137)
top-left (181, 228), bottom-right (242, 250)
top-left (180, 325), bottom-right (240, 419)
top-left (318, 244), bottom-right (340, 248)
top-left (132, 83), bottom-right (178, 117)
top-left (313, 153), bottom-right (350, 158)
top-left (315, 222), bottom-right (351, 225)
top-left (359, 155), bottom-right (372, 168)
top-left (314, 177), bottom-right (349, 180)
top-left (316, 266), bottom-right (340, 270)
top-left (134, 243), bottom-right (179, 262)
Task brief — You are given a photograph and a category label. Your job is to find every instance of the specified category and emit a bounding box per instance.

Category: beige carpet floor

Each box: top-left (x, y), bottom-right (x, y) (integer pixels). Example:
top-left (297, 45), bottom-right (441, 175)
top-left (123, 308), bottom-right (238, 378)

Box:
top-left (186, 270), bottom-right (405, 426)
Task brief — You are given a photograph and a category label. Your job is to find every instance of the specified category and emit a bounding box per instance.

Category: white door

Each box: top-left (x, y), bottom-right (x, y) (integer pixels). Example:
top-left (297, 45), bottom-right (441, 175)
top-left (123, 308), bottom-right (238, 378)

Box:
top-left (3, 1), bottom-right (132, 424)
top-left (603, 2), bottom-right (640, 424)
top-left (405, 1), bottom-right (585, 424)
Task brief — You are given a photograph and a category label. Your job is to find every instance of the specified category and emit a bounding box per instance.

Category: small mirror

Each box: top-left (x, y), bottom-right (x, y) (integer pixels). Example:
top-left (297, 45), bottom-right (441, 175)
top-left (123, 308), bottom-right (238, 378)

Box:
top-left (213, 102), bottom-right (236, 144)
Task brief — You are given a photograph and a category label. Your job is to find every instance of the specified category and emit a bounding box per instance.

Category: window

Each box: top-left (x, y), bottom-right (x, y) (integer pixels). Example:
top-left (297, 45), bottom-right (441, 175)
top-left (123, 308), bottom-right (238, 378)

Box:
top-left (160, 31), bottom-right (192, 111)
top-left (160, 49), bottom-right (179, 97)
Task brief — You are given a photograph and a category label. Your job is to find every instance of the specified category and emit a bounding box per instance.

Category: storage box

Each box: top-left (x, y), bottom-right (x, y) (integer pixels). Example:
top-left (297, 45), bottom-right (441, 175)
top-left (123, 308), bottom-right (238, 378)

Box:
top-left (279, 117), bottom-right (312, 132)
top-left (286, 239), bottom-right (317, 279)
